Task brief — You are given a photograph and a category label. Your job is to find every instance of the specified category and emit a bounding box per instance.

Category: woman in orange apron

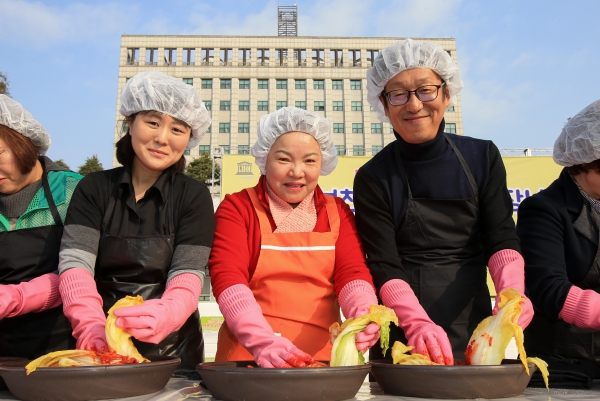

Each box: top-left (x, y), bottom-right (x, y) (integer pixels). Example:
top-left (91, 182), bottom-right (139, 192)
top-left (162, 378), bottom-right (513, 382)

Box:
top-left (209, 107), bottom-right (379, 368)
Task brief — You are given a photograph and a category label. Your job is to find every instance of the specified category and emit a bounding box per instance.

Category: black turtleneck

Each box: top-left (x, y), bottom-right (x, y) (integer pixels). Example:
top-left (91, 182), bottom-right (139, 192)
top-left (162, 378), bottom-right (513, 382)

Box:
top-left (353, 120), bottom-right (520, 288)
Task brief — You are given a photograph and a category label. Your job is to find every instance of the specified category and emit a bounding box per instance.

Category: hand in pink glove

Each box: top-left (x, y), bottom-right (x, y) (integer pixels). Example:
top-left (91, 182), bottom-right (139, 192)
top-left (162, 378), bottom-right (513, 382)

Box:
top-left (338, 280), bottom-right (380, 353)
top-left (59, 268), bottom-right (107, 351)
top-left (218, 284), bottom-right (314, 368)
top-left (488, 249), bottom-right (534, 330)
top-left (114, 273), bottom-right (201, 344)
top-left (0, 274), bottom-right (62, 320)
top-left (559, 285), bottom-right (600, 330)
top-left (380, 279), bottom-right (454, 365)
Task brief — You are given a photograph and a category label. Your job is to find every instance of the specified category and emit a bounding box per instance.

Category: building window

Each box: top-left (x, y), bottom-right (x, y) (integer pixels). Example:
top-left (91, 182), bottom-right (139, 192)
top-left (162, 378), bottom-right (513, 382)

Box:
top-left (332, 80), bottom-right (343, 90)
top-left (219, 123), bottom-right (230, 133)
top-left (352, 123), bottom-right (363, 133)
top-left (239, 79), bottom-right (250, 89)
top-left (220, 79), bottom-right (232, 89)
top-left (127, 48), bottom-right (139, 65)
top-left (314, 80), bottom-right (324, 90)
top-left (145, 48), bottom-right (158, 65)
top-left (220, 48), bottom-right (232, 65)
top-left (238, 123), bottom-right (249, 133)
top-left (220, 101), bottom-right (231, 111)
top-left (351, 101), bottom-right (363, 111)
top-left (258, 101), bottom-right (269, 111)
top-left (366, 50), bottom-right (379, 66)
top-left (336, 145), bottom-right (346, 156)
top-left (276, 101), bottom-right (287, 110)
top-left (349, 50), bottom-right (361, 66)
top-left (239, 49), bottom-right (250, 66)
top-left (183, 78), bottom-right (193, 85)
top-left (446, 123), bottom-right (457, 133)
top-left (201, 48), bottom-right (214, 65)
top-left (257, 49), bottom-right (269, 65)
top-left (276, 79), bottom-right (288, 89)
top-left (333, 101), bottom-right (343, 111)
top-left (238, 145), bottom-right (250, 154)
top-left (258, 79), bottom-right (269, 89)
top-left (206, 125), bottom-right (211, 133)
top-left (447, 105), bottom-right (455, 112)
top-left (295, 79), bottom-right (306, 89)
top-left (314, 101), bottom-right (325, 111)
top-left (164, 48), bottom-right (176, 66)
top-left (295, 101), bottom-right (306, 110)
top-left (350, 80), bottom-right (362, 90)
top-left (199, 145), bottom-right (210, 155)
top-left (312, 49), bottom-right (324, 66)
top-left (275, 49), bottom-right (287, 66)
top-left (331, 49), bottom-right (343, 66)
top-left (183, 48), bottom-right (195, 66)
top-left (294, 49), bottom-right (306, 66)
top-left (371, 123), bottom-right (383, 133)
top-left (370, 106), bottom-right (375, 112)
top-left (204, 101), bottom-right (212, 111)
top-left (222, 145), bottom-right (230, 154)
top-left (333, 123), bottom-right (344, 133)
top-left (390, 126), bottom-right (395, 133)
top-left (239, 101), bottom-right (249, 111)
top-left (184, 149), bottom-right (190, 155)
top-left (353, 145), bottom-right (365, 156)
top-left (372, 145), bottom-right (383, 155)
top-left (201, 79), bottom-right (212, 89)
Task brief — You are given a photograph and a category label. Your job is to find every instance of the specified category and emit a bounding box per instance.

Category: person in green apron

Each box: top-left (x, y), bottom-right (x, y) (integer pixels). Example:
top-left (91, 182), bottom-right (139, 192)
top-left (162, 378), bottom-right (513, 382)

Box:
top-left (518, 99), bottom-right (600, 388)
top-left (0, 95), bottom-right (82, 359)
top-left (354, 39), bottom-right (534, 365)
top-left (58, 71), bottom-right (215, 376)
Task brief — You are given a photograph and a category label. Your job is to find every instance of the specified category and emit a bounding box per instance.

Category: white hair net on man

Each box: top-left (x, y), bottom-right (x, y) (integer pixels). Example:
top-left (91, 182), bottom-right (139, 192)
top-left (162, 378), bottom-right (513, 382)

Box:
top-left (251, 106), bottom-right (338, 176)
top-left (366, 38), bottom-right (464, 123)
top-left (0, 94), bottom-right (51, 155)
top-left (554, 99), bottom-right (600, 167)
top-left (120, 71), bottom-right (211, 149)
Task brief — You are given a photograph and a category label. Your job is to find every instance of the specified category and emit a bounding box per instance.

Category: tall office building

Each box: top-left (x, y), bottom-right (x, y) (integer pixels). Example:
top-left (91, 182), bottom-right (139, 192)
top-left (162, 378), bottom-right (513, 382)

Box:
top-left (113, 35), bottom-right (463, 167)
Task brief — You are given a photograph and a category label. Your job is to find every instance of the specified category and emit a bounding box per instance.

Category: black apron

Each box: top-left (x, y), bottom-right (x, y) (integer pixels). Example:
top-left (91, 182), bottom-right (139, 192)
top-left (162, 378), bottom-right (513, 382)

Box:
top-left (371, 134), bottom-right (491, 361)
top-left (0, 161), bottom-right (76, 359)
top-left (94, 170), bottom-right (204, 377)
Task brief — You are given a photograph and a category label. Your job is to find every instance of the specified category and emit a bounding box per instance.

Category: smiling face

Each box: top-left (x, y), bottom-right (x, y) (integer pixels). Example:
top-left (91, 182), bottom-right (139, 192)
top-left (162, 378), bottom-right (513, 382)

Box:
top-left (265, 131), bottom-right (322, 206)
top-left (129, 111), bottom-right (191, 174)
top-left (381, 68), bottom-right (450, 144)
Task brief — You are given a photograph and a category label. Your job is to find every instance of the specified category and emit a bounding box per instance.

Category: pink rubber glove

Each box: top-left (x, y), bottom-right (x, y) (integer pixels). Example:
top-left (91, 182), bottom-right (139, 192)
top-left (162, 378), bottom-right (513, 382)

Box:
top-left (338, 280), bottom-right (380, 353)
top-left (114, 273), bottom-right (201, 344)
top-left (488, 249), bottom-right (534, 330)
top-left (559, 285), bottom-right (600, 329)
top-left (59, 268), bottom-right (107, 351)
top-left (218, 284), bottom-right (315, 368)
top-left (381, 279), bottom-right (454, 365)
top-left (0, 274), bottom-right (61, 319)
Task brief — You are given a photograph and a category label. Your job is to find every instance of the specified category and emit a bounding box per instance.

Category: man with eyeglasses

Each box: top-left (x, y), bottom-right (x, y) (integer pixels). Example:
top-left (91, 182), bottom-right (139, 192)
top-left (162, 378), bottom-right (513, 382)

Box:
top-left (353, 39), bottom-right (533, 365)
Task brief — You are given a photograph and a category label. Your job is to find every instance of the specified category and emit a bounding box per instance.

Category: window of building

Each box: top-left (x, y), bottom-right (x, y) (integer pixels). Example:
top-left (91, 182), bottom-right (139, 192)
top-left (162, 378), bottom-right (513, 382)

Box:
top-left (336, 145), bottom-right (346, 156)
top-left (366, 50), bottom-right (379, 66)
top-left (238, 123), bottom-right (249, 133)
top-left (220, 79), bottom-right (231, 89)
top-left (257, 49), bottom-right (269, 65)
top-left (349, 50), bottom-right (361, 66)
top-left (295, 101), bottom-right (306, 110)
top-left (201, 79), bottom-right (212, 89)
top-left (331, 49), bottom-right (343, 66)
top-left (199, 145), bottom-right (210, 155)
top-left (446, 123), bottom-right (457, 134)
top-left (220, 48), bottom-right (232, 65)
top-left (258, 101), bottom-right (269, 111)
top-left (371, 123), bottom-right (383, 133)
top-left (239, 101), bottom-right (249, 111)
top-left (184, 149), bottom-right (190, 155)
top-left (238, 145), bottom-right (250, 154)
top-left (372, 145), bottom-right (383, 155)
top-left (276, 101), bottom-right (287, 109)
top-left (447, 105), bottom-right (455, 112)
top-left (333, 101), bottom-right (343, 111)
top-left (294, 49), bottom-right (306, 66)
top-left (314, 101), bottom-right (325, 111)
top-left (164, 48), bottom-right (176, 66)
top-left (295, 79), bottom-right (306, 89)
top-left (183, 48), bottom-right (195, 66)
top-left (183, 78), bottom-right (193, 85)
top-left (220, 101), bottom-right (231, 111)
top-left (353, 145), bottom-right (365, 156)
top-left (370, 106), bottom-right (375, 112)
top-left (390, 126), bottom-right (395, 133)
top-left (239, 49), bottom-right (250, 66)
top-left (351, 101), bottom-right (363, 111)
top-left (222, 145), bottom-right (230, 154)
top-left (312, 49), bottom-right (324, 66)
top-left (206, 125), bottom-right (211, 133)
top-left (145, 48), bottom-right (158, 65)
top-left (352, 123), bottom-right (363, 133)
top-left (204, 101), bottom-right (212, 111)
top-left (201, 48), bottom-right (214, 65)
top-left (332, 80), bottom-right (343, 90)
top-left (219, 123), bottom-right (230, 133)
top-left (276, 79), bottom-right (287, 89)
top-left (314, 80), bottom-right (324, 90)
top-left (258, 79), bottom-right (269, 89)
top-left (333, 123), bottom-right (344, 133)
top-left (350, 80), bottom-right (362, 90)
top-left (239, 79), bottom-right (250, 89)
top-left (275, 49), bottom-right (287, 66)
top-left (127, 48), bottom-right (139, 65)
top-left (446, 50), bottom-right (452, 57)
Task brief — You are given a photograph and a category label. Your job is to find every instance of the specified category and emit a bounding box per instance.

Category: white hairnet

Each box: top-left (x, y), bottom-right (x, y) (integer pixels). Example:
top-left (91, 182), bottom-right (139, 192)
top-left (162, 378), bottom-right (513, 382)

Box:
top-left (553, 99), bottom-right (600, 167)
top-left (120, 71), bottom-right (211, 149)
top-left (0, 95), bottom-right (51, 155)
top-left (251, 107), bottom-right (338, 176)
top-left (366, 38), bottom-right (464, 123)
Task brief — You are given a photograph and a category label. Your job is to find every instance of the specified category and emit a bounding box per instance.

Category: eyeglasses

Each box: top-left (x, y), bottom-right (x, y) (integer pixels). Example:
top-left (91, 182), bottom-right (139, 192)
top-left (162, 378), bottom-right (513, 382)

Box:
top-left (384, 82), bottom-right (446, 106)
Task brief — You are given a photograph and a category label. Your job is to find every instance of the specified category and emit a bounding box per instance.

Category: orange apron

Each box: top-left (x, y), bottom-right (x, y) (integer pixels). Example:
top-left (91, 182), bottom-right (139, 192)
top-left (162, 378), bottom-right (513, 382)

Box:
top-left (216, 187), bottom-right (341, 361)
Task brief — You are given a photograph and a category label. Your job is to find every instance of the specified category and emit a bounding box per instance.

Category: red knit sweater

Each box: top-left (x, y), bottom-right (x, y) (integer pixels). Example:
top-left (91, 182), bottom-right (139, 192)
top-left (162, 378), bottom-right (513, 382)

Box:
top-left (209, 175), bottom-right (375, 299)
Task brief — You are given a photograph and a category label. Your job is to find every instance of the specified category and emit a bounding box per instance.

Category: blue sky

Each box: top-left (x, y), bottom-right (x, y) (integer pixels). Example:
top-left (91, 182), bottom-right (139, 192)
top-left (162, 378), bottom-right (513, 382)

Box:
top-left (1, 0), bottom-right (599, 169)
